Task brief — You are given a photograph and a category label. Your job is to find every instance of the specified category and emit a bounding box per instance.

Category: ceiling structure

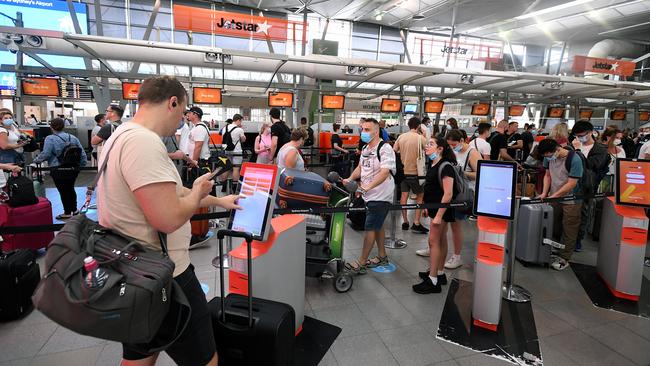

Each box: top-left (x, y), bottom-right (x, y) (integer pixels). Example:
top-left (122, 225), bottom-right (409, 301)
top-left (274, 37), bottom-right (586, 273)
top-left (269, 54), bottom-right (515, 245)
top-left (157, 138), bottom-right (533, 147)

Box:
top-left (227, 0), bottom-right (650, 45)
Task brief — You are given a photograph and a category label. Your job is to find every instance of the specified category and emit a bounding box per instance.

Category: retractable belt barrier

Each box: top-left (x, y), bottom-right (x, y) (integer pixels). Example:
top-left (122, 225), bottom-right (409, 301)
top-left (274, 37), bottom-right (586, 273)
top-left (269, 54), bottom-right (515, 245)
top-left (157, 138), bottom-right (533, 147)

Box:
top-left (518, 192), bottom-right (613, 205)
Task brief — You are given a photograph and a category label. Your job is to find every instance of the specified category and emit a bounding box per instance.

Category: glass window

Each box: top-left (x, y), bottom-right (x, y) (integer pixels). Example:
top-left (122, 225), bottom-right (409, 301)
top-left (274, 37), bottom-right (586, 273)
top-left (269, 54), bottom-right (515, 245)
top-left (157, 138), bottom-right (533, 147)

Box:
top-left (192, 33), bottom-right (212, 47)
top-left (380, 27), bottom-right (402, 42)
top-left (378, 53), bottom-right (401, 62)
top-left (351, 36), bottom-right (378, 51)
top-left (379, 39), bottom-right (404, 54)
top-left (173, 31), bottom-right (191, 45)
top-left (102, 23), bottom-right (127, 39)
top-left (98, 5), bottom-right (126, 23)
top-left (351, 50), bottom-right (377, 61)
top-left (130, 0), bottom-right (172, 12)
top-left (352, 23), bottom-right (379, 37)
top-left (251, 108), bottom-right (269, 123)
top-left (215, 36), bottom-right (249, 50)
top-left (129, 9), bottom-right (172, 29)
top-left (193, 67), bottom-right (215, 78)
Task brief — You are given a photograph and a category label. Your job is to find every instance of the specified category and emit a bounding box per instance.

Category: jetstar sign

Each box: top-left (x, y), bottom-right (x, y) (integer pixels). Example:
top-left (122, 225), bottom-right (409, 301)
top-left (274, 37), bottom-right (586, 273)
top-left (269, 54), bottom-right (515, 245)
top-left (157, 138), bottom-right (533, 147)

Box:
top-left (173, 4), bottom-right (306, 42)
top-left (573, 55), bottom-right (636, 77)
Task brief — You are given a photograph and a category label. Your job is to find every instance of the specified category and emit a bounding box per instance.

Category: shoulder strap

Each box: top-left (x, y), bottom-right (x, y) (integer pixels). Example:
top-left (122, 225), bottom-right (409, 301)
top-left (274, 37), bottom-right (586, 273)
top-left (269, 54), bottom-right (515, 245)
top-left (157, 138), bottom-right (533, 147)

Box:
top-left (376, 140), bottom-right (384, 162)
top-left (438, 161), bottom-right (451, 187)
top-left (198, 123), bottom-right (217, 150)
top-left (463, 148), bottom-right (474, 172)
top-left (170, 135), bottom-right (179, 151)
top-left (565, 150), bottom-right (575, 172)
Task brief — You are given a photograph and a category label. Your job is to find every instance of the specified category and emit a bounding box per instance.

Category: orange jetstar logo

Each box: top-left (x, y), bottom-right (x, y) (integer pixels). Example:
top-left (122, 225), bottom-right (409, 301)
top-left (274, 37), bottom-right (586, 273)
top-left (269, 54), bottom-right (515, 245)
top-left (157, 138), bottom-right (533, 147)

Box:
top-left (573, 56), bottom-right (636, 77)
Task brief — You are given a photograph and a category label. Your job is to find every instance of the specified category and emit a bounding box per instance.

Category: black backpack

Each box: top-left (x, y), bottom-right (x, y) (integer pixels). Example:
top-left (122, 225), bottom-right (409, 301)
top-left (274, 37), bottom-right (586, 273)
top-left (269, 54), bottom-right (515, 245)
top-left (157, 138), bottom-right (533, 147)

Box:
top-left (565, 149), bottom-right (596, 199)
top-left (6, 173), bottom-right (38, 207)
top-left (304, 126), bottom-right (314, 146)
top-left (222, 125), bottom-right (241, 151)
top-left (55, 134), bottom-right (82, 168)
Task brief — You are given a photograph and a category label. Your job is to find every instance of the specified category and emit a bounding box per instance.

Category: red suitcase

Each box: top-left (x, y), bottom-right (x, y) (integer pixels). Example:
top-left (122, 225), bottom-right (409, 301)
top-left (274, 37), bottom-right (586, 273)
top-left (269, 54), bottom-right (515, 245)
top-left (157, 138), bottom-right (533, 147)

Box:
top-left (0, 198), bottom-right (54, 251)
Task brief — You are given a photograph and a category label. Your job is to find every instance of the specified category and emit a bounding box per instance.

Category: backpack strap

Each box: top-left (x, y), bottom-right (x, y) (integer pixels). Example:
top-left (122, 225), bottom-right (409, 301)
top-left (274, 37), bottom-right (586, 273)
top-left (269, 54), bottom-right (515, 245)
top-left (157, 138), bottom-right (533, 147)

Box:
top-left (438, 161), bottom-right (452, 187)
top-left (376, 140), bottom-right (384, 162)
top-left (198, 123), bottom-right (218, 150)
top-left (565, 149), bottom-right (575, 172)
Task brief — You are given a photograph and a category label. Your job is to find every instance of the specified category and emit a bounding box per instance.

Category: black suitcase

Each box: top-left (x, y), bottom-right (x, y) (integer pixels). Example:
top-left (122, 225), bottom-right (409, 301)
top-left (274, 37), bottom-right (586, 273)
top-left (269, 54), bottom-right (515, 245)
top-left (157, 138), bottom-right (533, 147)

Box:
top-left (347, 196), bottom-right (366, 231)
top-left (0, 249), bottom-right (40, 321)
top-left (208, 231), bottom-right (295, 366)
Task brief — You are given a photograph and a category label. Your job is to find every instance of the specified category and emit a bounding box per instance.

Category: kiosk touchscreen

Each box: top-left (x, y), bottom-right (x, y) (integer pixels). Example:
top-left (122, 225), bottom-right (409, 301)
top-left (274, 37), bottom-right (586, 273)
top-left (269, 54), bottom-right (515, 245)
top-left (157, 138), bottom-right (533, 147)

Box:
top-left (474, 160), bottom-right (517, 220)
top-left (228, 163), bottom-right (280, 241)
top-left (616, 158), bottom-right (650, 208)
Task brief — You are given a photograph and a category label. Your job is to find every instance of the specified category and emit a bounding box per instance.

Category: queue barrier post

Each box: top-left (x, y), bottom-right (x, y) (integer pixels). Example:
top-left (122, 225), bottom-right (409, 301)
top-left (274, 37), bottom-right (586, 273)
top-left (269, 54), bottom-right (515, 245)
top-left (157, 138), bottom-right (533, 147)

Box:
top-left (385, 185), bottom-right (407, 250)
top-left (502, 197), bottom-right (531, 303)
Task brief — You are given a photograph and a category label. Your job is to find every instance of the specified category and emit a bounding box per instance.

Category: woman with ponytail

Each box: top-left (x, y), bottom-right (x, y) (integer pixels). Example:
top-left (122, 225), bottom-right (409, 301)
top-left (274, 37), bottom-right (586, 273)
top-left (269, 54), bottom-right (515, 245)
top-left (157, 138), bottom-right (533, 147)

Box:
top-left (413, 136), bottom-right (458, 294)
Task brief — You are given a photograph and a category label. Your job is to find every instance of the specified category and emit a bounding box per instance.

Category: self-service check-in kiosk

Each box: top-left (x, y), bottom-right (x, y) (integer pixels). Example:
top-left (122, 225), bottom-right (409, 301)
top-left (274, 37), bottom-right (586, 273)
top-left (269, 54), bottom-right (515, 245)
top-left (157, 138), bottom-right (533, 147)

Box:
top-left (226, 163), bottom-right (306, 333)
top-left (597, 159), bottom-right (650, 301)
top-left (472, 161), bottom-right (517, 331)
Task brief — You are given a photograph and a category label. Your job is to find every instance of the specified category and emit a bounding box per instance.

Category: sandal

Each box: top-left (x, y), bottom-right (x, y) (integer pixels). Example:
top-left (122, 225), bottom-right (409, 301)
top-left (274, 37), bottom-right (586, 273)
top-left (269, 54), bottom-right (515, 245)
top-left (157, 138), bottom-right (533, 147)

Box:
top-left (366, 256), bottom-right (389, 268)
top-left (344, 260), bottom-right (366, 275)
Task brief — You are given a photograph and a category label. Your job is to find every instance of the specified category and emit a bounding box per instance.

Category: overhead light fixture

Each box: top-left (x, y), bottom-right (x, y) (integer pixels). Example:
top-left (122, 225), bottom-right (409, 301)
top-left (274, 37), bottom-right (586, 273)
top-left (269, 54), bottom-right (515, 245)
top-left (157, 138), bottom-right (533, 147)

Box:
top-left (412, 0), bottom-right (425, 20)
top-left (375, 13), bottom-right (383, 21)
top-left (515, 0), bottom-right (595, 20)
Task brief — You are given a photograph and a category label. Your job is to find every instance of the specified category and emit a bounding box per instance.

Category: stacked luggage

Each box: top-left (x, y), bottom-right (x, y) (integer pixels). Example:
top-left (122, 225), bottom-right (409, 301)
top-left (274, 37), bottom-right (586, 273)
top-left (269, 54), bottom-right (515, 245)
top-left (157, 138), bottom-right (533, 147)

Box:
top-left (277, 169), bottom-right (331, 209)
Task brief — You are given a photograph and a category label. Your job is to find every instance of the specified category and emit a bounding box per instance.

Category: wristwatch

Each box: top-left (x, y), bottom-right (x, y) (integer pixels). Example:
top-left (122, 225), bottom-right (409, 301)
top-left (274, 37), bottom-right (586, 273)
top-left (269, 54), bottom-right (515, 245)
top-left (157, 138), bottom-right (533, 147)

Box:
top-left (357, 187), bottom-right (367, 195)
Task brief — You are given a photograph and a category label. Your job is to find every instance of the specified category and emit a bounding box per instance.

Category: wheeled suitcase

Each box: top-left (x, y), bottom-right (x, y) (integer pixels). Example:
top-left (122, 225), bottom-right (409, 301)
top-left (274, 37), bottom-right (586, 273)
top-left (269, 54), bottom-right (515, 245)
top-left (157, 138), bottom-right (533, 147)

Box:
top-left (0, 249), bottom-right (40, 321)
top-left (515, 203), bottom-right (553, 265)
top-left (208, 232), bottom-right (295, 366)
top-left (0, 197), bottom-right (54, 251)
top-left (277, 168), bottom-right (331, 209)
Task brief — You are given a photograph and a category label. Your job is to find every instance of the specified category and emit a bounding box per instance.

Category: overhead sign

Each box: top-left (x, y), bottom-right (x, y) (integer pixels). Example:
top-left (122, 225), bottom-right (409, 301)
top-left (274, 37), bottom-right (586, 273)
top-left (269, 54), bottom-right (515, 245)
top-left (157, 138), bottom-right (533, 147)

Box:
top-left (579, 109), bottom-right (593, 121)
top-left (22, 78), bottom-right (59, 97)
top-left (508, 105), bottom-right (525, 117)
top-left (173, 4), bottom-right (306, 42)
top-left (424, 100), bottom-right (444, 114)
top-left (193, 87), bottom-right (222, 105)
top-left (471, 103), bottom-right (490, 116)
top-left (610, 110), bottom-right (627, 121)
top-left (321, 95), bottom-right (345, 109)
top-left (547, 107), bottom-right (565, 118)
top-left (380, 98), bottom-right (402, 113)
top-left (640, 111), bottom-right (649, 122)
top-left (573, 56), bottom-right (636, 77)
top-left (122, 82), bottom-right (141, 100)
top-left (268, 92), bottom-right (293, 107)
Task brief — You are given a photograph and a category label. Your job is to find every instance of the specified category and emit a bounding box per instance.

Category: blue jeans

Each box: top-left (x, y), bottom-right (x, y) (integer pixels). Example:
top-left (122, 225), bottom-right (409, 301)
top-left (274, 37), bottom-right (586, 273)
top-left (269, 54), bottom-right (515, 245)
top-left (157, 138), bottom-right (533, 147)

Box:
top-left (364, 201), bottom-right (390, 231)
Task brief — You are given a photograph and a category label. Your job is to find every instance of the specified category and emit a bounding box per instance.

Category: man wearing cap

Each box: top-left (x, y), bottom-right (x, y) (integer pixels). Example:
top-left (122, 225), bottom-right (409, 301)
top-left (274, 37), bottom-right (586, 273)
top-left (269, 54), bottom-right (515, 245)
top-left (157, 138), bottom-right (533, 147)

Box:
top-left (185, 106), bottom-right (211, 167)
top-left (219, 113), bottom-right (246, 192)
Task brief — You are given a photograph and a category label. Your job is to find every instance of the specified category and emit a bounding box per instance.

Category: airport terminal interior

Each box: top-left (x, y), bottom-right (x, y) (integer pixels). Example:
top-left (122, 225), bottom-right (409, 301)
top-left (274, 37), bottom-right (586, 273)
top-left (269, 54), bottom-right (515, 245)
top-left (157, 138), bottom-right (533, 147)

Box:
top-left (1, 0), bottom-right (650, 365)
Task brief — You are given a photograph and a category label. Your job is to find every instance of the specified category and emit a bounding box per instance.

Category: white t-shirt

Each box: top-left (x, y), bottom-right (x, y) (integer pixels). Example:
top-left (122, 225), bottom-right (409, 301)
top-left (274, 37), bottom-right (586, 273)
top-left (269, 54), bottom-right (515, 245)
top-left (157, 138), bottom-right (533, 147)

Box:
top-left (472, 137), bottom-right (491, 158)
top-left (0, 126), bottom-right (22, 154)
top-left (220, 124), bottom-right (244, 153)
top-left (187, 123), bottom-right (211, 160)
top-left (640, 140), bottom-right (650, 160)
top-left (580, 142), bottom-right (594, 157)
top-left (91, 125), bottom-right (102, 152)
top-left (176, 122), bottom-right (191, 155)
top-left (422, 124), bottom-right (432, 141)
top-left (607, 148), bottom-right (626, 175)
top-left (97, 123), bottom-right (191, 277)
top-left (360, 141), bottom-right (396, 203)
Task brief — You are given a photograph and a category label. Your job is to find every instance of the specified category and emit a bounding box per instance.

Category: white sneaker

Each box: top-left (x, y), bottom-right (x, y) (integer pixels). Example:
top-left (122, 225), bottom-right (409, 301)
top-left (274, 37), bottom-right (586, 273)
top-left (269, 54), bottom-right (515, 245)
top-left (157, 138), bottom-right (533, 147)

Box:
top-left (416, 248), bottom-right (430, 257)
top-left (444, 256), bottom-right (463, 269)
top-left (551, 257), bottom-right (569, 271)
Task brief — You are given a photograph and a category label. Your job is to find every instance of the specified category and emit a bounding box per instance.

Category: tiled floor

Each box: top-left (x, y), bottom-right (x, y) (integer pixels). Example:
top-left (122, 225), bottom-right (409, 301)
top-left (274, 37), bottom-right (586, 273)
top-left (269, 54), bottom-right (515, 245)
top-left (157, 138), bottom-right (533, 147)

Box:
top-left (2, 179), bottom-right (650, 366)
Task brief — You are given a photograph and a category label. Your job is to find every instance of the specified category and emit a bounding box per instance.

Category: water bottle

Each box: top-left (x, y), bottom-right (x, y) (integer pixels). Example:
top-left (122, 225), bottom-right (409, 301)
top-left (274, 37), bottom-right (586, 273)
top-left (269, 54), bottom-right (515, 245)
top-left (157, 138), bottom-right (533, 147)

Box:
top-left (83, 256), bottom-right (109, 289)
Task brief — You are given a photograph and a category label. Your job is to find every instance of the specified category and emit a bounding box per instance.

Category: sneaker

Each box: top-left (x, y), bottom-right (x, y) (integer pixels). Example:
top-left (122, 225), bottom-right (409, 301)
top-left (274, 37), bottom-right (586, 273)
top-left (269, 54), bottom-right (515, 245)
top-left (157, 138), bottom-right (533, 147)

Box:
top-left (417, 271), bottom-right (447, 285)
top-left (402, 222), bottom-right (410, 230)
top-left (551, 257), bottom-right (569, 271)
top-left (55, 213), bottom-right (72, 220)
top-left (418, 269), bottom-right (429, 280)
top-left (416, 248), bottom-right (430, 257)
top-left (189, 235), bottom-right (210, 249)
top-left (444, 256), bottom-right (463, 269)
top-left (412, 277), bottom-right (441, 294)
top-left (411, 223), bottom-right (429, 234)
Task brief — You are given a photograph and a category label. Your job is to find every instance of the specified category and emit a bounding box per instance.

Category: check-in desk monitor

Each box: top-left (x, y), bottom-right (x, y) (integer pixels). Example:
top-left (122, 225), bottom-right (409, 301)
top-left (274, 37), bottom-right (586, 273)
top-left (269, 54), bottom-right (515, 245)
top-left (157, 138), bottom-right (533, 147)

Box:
top-left (228, 163), bottom-right (279, 241)
top-left (616, 158), bottom-right (650, 208)
top-left (474, 160), bottom-right (517, 220)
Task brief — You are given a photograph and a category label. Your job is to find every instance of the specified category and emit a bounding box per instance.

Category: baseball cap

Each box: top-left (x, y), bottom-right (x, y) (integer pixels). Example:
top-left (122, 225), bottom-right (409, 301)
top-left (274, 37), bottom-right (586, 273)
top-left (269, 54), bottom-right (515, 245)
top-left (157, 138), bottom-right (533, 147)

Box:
top-left (188, 106), bottom-right (203, 119)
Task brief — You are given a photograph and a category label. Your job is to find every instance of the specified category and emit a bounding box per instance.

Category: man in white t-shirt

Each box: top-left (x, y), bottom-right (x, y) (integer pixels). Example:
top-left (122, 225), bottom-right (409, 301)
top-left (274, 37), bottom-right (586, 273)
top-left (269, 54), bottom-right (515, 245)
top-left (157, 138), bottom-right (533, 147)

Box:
top-left (96, 76), bottom-right (239, 366)
top-left (186, 106), bottom-right (211, 166)
top-left (343, 118), bottom-right (396, 274)
top-left (472, 122), bottom-right (492, 159)
top-left (219, 113), bottom-right (246, 192)
top-left (90, 113), bottom-right (105, 163)
top-left (638, 139), bottom-right (650, 159)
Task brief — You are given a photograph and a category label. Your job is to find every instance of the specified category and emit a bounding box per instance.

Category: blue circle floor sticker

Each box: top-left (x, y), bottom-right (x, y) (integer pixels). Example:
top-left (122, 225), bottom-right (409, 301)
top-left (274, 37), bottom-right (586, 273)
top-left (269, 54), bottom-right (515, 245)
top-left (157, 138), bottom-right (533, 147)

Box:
top-left (370, 263), bottom-right (397, 273)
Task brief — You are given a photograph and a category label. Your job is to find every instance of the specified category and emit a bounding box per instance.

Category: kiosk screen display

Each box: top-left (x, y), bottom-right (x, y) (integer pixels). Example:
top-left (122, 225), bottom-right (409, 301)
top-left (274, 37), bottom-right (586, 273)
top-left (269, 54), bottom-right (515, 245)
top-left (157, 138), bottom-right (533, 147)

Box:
top-left (471, 103), bottom-right (490, 116)
top-left (424, 101), bottom-right (444, 113)
top-left (616, 159), bottom-right (650, 208)
top-left (321, 95), bottom-right (345, 109)
top-left (610, 110), bottom-right (627, 121)
top-left (579, 109), bottom-right (593, 120)
top-left (229, 163), bottom-right (278, 241)
top-left (380, 98), bottom-right (402, 113)
top-left (404, 104), bottom-right (417, 113)
top-left (193, 87), bottom-right (222, 104)
top-left (474, 161), bottom-right (517, 220)
top-left (268, 92), bottom-right (294, 107)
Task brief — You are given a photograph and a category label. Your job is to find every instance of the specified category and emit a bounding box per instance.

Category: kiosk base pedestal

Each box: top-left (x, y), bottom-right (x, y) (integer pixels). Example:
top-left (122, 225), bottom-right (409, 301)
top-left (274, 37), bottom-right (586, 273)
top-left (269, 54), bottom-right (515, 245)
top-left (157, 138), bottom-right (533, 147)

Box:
top-left (503, 284), bottom-right (531, 303)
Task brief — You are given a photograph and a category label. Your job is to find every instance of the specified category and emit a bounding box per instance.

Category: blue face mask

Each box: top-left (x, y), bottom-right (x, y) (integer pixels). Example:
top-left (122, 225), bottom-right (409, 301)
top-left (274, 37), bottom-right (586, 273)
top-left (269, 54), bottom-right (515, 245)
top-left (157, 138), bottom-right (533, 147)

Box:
top-left (446, 124), bottom-right (452, 130)
top-left (453, 144), bottom-right (462, 153)
top-left (577, 135), bottom-right (589, 143)
top-left (361, 132), bottom-right (372, 143)
top-left (2, 119), bottom-right (13, 127)
top-left (544, 154), bottom-right (557, 163)
top-left (428, 152), bottom-right (438, 160)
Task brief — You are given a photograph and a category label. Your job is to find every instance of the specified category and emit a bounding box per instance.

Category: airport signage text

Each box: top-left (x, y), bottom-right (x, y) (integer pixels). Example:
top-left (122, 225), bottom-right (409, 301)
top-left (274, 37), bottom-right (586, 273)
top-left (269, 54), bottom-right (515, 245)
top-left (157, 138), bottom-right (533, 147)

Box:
top-left (573, 55), bottom-right (636, 77)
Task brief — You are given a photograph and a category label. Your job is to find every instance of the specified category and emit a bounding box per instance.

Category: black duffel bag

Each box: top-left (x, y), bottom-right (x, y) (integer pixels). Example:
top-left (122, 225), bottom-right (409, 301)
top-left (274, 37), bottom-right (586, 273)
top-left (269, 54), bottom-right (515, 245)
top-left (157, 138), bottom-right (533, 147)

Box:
top-left (33, 214), bottom-right (190, 350)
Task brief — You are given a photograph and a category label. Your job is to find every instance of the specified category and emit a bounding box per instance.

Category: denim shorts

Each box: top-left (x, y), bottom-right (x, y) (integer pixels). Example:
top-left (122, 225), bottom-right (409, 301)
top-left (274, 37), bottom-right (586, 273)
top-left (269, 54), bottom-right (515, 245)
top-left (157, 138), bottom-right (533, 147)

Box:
top-left (365, 201), bottom-right (391, 231)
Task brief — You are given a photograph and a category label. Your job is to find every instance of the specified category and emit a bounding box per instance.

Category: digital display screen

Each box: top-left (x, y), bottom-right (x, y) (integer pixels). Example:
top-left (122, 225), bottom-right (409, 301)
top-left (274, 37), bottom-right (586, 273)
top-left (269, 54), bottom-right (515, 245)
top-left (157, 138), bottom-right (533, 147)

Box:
top-left (229, 164), bottom-right (278, 240)
top-left (380, 98), bottom-right (402, 113)
top-left (0, 72), bottom-right (15, 90)
top-left (321, 95), bottom-right (345, 109)
top-left (474, 161), bottom-right (517, 220)
top-left (616, 159), bottom-right (650, 208)
top-left (509, 105), bottom-right (525, 117)
top-left (579, 109), bottom-right (593, 120)
top-left (122, 82), bottom-right (141, 100)
top-left (22, 78), bottom-right (59, 97)
top-left (193, 87), bottom-right (222, 104)
top-left (471, 103), bottom-right (490, 116)
top-left (424, 100), bottom-right (444, 114)
top-left (640, 111), bottom-right (649, 122)
top-left (268, 92), bottom-right (294, 107)
top-left (610, 110), bottom-right (627, 121)
top-left (404, 104), bottom-right (417, 113)
top-left (547, 107), bottom-right (565, 118)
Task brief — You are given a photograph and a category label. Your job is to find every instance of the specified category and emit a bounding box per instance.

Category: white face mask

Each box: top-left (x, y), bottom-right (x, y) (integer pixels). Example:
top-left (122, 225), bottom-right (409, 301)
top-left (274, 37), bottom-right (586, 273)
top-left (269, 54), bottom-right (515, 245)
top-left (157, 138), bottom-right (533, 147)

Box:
top-left (613, 139), bottom-right (621, 146)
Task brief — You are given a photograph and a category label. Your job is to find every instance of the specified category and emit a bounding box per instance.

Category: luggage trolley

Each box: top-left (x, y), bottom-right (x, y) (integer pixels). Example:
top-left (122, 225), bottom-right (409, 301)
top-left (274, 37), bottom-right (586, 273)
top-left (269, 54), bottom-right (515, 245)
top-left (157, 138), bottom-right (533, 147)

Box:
top-left (277, 168), bottom-right (355, 293)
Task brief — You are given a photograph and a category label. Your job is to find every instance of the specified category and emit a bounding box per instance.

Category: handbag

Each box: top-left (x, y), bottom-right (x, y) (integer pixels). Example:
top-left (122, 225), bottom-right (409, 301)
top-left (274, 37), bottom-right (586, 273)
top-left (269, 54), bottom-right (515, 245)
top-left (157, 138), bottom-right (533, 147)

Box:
top-left (32, 129), bottom-right (191, 352)
top-left (6, 172), bottom-right (39, 207)
top-left (416, 136), bottom-right (426, 186)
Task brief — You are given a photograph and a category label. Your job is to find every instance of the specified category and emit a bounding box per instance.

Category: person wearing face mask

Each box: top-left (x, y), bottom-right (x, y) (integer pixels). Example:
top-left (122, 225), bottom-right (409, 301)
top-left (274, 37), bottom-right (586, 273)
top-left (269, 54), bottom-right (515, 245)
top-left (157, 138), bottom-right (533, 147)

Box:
top-left (599, 127), bottom-right (625, 193)
top-left (412, 136), bottom-right (457, 294)
top-left (278, 129), bottom-right (307, 170)
top-left (255, 123), bottom-right (273, 164)
top-left (342, 118), bottom-right (396, 274)
top-left (538, 138), bottom-right (584, 271)
top-left (438, 117), bottom-right (458, 138)
top-left (570, 121), bottom-right (610, 252)
top-left (162, 118), bottom-right (198, 174)
top-left (0, 112), bottom-right (27, 165)
top-left (175, 110), bottom-right (192, 156)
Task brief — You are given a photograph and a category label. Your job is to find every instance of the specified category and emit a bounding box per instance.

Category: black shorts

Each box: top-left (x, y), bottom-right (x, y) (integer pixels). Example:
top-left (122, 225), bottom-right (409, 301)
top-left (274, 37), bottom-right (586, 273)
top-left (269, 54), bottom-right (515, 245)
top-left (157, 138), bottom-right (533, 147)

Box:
top-left (122, 264), bottom-right (216, 365)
